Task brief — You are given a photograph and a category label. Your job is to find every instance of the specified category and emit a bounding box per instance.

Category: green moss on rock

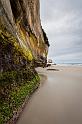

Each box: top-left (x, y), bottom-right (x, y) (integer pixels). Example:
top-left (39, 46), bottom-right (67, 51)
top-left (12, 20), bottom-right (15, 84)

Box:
top-left (0, 74), bottom-right (40, 124)
top-left (0, 27), bottom-right (33, 62)
top-left (0, 24), bottom-right (40, 124)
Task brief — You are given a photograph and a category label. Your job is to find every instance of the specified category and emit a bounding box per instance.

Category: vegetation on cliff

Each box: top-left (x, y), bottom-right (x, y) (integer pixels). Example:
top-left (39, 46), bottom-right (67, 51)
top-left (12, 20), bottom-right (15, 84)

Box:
top-left (0, 0), bottom-right (49, 123)
top-left (0, 74), bottom-right (40, 124)
top-left (0, 26), bottom-right (40, 124)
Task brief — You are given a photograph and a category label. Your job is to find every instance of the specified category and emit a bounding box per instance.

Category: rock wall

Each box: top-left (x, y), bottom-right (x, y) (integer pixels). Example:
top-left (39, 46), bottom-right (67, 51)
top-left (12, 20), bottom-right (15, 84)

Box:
top-left (0, 0), bottom-right (49, 71)
top-left (0, 1), bottom-right (49, 123)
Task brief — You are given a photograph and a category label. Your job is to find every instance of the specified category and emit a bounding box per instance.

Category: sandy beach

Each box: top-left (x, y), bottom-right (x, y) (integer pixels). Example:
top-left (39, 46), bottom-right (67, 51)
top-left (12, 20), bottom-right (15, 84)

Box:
top-left (16, 65), bottom-right (82, 124)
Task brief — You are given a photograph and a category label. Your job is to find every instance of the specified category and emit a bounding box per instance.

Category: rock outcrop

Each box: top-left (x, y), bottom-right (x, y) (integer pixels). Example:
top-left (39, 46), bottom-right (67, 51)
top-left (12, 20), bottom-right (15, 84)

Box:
top-left (0, 0), bottom-right (49, 71)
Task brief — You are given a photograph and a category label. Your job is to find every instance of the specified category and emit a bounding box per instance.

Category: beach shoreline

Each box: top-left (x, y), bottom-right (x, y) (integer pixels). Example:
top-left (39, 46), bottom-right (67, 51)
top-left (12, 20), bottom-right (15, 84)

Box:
top-left (17, 65), bottom-right (82, 124)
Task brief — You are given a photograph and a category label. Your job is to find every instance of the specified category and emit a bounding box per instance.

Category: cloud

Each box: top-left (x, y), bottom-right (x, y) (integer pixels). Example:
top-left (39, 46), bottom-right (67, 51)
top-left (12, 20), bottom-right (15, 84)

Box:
top-left (54, 52), bottom-right (82, 63)
top-left (40, 0), bottom-right (82, 63)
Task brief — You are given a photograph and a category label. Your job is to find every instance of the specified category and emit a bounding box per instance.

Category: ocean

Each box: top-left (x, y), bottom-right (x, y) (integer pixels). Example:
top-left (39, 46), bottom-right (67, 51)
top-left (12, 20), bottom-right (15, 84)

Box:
top-left (57, 63), bottom-right (82, 66)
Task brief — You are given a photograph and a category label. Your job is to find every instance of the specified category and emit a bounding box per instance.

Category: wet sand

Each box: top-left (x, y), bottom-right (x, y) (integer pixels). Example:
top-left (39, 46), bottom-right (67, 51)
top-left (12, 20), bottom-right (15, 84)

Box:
top-left (16, 65), bottom-right (82, 124)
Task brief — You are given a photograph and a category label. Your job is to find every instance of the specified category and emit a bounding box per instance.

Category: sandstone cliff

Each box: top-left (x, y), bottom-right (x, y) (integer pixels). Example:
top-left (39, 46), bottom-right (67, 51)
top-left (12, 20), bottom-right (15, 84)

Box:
top-left (0, 0), bottom-right (49, 71)
top-left (0, 0), bottom-right (49, 123)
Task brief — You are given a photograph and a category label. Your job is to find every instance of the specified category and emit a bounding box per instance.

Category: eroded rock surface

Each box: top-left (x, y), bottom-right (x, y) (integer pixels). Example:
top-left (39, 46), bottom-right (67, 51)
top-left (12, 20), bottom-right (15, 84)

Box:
top-left (0, 0), bottom-right (49, 71)
top-left (0, 1), bottom-right (49, 123)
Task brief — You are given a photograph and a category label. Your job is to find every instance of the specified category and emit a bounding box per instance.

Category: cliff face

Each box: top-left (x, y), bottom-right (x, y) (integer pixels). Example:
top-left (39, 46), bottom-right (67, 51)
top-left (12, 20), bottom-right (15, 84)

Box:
top-left (0, 1), bottom-right (49, 123)
top-left (0, 0), bottom-right (49, 72)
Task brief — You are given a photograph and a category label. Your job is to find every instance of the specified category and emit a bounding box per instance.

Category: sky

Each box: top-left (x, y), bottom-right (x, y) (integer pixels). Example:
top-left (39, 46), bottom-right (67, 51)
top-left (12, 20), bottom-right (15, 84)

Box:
top-left (40, 0), bottom-right (82, 63)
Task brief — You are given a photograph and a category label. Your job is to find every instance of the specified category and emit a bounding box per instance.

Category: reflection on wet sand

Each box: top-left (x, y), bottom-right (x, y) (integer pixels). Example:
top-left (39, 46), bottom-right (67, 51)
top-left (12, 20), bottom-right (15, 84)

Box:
top-left (17, 65), bottom-right (82, 124)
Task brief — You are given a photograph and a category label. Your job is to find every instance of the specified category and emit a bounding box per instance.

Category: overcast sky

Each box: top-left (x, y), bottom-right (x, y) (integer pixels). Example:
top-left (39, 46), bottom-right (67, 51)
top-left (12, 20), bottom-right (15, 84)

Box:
top-left (40, 0), bottom-right (82, 63)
